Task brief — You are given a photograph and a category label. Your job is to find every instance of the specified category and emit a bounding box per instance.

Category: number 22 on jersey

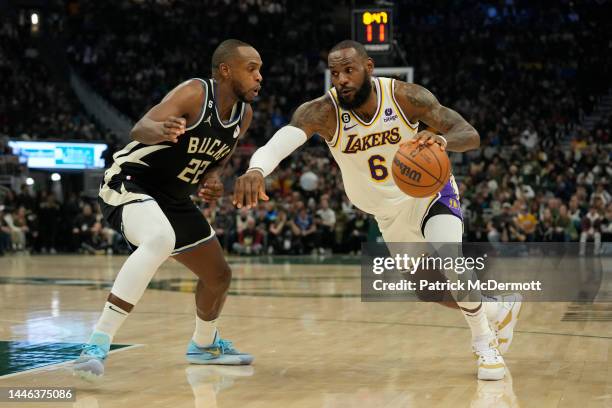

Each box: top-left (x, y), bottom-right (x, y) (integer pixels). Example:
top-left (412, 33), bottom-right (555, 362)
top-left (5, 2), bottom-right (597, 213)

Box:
top-left (177, 159), bottom-right (211, 184)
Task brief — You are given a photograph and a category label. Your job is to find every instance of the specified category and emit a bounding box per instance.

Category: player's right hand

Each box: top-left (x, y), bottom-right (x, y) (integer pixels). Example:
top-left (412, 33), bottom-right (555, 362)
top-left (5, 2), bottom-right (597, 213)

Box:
top-left (161, 116), bottom-right (186, 143)
top-left (233, 170), bottom-right (269, 209)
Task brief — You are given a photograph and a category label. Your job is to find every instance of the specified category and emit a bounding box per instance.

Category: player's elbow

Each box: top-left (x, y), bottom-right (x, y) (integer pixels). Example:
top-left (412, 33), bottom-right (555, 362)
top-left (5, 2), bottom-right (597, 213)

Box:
top-left (129, 121), bottom-right (142, 141)
top-left (470, 128), bottom-right (480, 150)
top-left (130, 120), bottom-right (153, 144)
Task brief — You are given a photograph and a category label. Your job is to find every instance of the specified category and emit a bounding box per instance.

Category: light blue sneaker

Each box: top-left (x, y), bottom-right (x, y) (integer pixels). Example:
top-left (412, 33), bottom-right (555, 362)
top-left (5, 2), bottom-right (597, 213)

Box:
top-left (73, 332), bottom-right (111, 381)
top-left (186, 332), bottom-right (253, 365)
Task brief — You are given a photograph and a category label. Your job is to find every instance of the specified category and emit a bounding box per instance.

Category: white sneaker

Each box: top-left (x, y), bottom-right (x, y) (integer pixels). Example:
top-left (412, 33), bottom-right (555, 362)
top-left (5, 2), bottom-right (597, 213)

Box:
top-left (473, 334), bottom-right (505, 381)
top-left (490, 294), bottom-right (523, 355)
top-left (470, 377), bottom-right (518, 408)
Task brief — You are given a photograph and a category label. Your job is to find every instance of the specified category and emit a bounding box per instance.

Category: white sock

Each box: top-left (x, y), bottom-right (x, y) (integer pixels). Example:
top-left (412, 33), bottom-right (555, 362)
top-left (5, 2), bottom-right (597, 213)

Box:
top-left (93, 301), bottom-right (129, 341)
top-left (192, 315), bottom-right (218, 346)
top-left (458, 301), bottom-right (493, 339)
top-left (482, 296), bottom-right (500, 322)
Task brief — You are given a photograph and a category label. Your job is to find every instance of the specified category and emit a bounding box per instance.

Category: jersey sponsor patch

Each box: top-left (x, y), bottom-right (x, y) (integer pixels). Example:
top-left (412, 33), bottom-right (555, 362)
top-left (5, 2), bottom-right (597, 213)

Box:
top-left (383, 107), bottom-right (398, 123)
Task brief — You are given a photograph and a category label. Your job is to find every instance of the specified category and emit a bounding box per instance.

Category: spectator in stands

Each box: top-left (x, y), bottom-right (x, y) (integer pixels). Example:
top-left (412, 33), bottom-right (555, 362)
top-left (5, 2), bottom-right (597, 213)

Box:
top-left (0, 206), bottom-right (11, 255)
top-left (16, 184), bottom-right (35, 211)
top-left (537, 208), bottom-right (554, 242)
top-left (3, 205), bottom-right (30, 251)
top-left (552, 204), bottom-right (576, 242)
top-left (290, 207), bottom-right (317, 255)
top-left (71, 203), bottom-right (97, 252)
top-left (212, 201), bottom-right (235, 251)
top-left (580, 207), bottom-right (603, 255)
top-left (343, 211), bottom-right (369, 254)
top-left (233, 217), bottom-right (264, 255)
top-left (316, 198), bottom-right (336, 254)
top-left (268, 209), bottom-right (293, 254)
top-left (38, 193), bottom-right (61, 254)
top-left (602, 203), bottom-right (612, 246)
top-left (80, 220), bottom-right (110, 255)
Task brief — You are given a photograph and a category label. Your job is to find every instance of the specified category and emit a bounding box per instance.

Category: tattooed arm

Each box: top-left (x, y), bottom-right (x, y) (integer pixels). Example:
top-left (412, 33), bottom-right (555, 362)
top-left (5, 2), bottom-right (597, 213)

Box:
top-left (288, 96), bottom-right (338, 142)
top-left (394, 82), bottom-right (480, 152)
top-left (232, 96), bottom-right (337, 208)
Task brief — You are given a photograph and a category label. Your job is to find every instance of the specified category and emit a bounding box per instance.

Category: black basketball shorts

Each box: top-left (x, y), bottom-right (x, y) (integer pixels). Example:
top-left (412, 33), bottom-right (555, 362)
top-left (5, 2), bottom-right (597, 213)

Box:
top-left (98, 180), bottom-right (215, 255)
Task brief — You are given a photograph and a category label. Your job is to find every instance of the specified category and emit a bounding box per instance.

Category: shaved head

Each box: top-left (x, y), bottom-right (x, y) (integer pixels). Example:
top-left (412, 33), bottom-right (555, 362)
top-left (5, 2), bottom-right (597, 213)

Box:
top-left (211, 39), bottom-right (253, 74)
top-left (329, 40), bottom-right (369, 60)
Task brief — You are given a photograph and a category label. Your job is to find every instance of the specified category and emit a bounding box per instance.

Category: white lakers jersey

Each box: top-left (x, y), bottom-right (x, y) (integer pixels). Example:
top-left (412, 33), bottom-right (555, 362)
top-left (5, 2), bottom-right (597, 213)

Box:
top-left (326, 77), bottom-right (420, 215)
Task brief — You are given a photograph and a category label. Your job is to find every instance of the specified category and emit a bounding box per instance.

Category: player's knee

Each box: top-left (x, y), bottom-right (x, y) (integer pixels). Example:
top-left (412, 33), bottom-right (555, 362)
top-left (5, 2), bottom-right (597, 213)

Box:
top-left (412, 266), bottom-right (453, 303)
top-left (205, 262), bottom-right (232, 292)
top-left (144, 227), bottom-right (176, 255)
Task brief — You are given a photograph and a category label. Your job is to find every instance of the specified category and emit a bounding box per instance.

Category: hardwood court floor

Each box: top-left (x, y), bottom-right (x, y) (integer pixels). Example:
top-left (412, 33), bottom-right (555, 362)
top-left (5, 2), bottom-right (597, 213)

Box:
top-left (0, 254), bottom-right (611, 408)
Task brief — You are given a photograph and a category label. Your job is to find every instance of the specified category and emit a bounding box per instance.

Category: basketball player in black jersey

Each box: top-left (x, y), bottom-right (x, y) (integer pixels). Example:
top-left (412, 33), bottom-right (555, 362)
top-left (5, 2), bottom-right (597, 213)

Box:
top-left (74, 39), bottom-right (261, 380)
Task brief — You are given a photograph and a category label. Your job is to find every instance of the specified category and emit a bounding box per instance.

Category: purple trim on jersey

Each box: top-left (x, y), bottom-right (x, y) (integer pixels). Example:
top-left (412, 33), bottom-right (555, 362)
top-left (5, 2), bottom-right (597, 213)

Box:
top-left (436, 180), bottom-right (463, 220)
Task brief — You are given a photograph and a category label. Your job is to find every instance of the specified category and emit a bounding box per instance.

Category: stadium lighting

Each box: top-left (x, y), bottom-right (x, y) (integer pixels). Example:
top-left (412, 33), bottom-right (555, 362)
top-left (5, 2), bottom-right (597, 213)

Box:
top-left (51, 173), bottom-right (61, 182)
top-left (26, 177), bottom-right (35, 186)
top-left (31, 13), bottom-right (39, 26)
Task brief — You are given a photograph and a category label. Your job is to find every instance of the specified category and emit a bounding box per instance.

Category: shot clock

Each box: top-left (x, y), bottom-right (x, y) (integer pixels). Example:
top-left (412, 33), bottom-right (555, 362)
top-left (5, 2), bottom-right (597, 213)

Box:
top-left (352, 8), bottom-right (393, 53)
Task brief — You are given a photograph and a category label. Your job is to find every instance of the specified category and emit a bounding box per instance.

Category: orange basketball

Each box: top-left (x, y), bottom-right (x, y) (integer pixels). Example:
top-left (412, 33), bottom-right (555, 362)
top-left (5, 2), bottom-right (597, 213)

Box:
top-left (391, 142), bottom-right (451, 198)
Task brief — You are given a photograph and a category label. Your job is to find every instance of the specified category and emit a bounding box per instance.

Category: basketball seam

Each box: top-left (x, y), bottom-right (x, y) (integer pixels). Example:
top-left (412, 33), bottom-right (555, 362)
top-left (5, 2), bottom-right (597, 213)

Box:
top-left (392, 167), bottom-right (440, 189)
top-left (433, 144), bottom-right (451, 181)
top-left (397, 149), bottom-right (444, 184)
top-left (425, 144), bottom-right (444, 180)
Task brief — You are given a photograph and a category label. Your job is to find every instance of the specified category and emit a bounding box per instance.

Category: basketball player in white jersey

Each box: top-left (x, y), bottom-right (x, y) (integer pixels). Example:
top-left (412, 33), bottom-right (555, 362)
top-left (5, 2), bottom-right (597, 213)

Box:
top-left (233, 40), bottom-right (522, 381)
top-left (73, 40), bottom-right (259, 380)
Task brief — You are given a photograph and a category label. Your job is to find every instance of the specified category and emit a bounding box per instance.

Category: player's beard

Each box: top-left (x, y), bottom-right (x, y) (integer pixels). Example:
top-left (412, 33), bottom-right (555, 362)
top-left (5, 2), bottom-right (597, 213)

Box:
top-left (336, 74), bottom-right (372, 110)
top-left (233, 81), bottom-right (253, 103)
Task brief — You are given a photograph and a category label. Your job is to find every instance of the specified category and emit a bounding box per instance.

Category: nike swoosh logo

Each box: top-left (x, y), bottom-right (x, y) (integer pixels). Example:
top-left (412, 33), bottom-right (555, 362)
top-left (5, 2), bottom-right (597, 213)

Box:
top-left (108, 305), bottom-right (127, 315)
top-left (188, 348), bottom-right (221, 357)
top-left (343, 123), bottom-right (358, 131)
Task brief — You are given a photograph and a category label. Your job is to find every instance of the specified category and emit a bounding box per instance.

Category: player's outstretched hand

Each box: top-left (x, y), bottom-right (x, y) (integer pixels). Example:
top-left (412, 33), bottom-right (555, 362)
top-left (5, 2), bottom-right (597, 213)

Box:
top-left (198, 174), bottom-right (224, 203)
top-left (406, 130), bottom-right (446, 151)
top-left (233, 170), bottom-right (269, 209)
top-left (161, 116), bottom-right (186, 143)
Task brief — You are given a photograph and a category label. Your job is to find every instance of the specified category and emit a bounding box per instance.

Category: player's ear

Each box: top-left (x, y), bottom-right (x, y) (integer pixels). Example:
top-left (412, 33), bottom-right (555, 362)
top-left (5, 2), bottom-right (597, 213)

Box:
top-left (218, 62), bottom-right (231, 80)
top-left (365, 57), bottom-right (374, 75)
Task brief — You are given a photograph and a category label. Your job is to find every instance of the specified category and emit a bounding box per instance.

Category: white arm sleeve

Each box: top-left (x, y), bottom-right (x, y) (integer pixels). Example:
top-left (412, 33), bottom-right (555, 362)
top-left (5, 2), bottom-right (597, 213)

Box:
top-left (248, 125), bottom-right (308, 177)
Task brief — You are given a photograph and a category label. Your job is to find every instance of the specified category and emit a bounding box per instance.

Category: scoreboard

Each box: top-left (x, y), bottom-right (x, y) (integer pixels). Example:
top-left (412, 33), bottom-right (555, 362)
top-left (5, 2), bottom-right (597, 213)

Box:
top-left (352, 8), bottom-right (393, 53)
top-left (8, 140), bottom-right (108, 170)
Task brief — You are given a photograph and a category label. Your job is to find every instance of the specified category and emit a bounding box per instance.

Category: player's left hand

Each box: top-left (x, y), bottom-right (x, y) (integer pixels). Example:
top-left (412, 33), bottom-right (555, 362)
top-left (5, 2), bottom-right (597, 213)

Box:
top-left (408, 130), bottom-right (447, 151)
top-left (198, 174), bottom-right (224, 203)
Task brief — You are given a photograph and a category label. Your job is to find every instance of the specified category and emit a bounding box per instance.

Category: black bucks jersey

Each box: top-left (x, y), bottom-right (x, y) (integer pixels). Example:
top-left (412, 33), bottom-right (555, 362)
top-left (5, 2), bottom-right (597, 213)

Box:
top-left (98, 78), bottom-right (244, 254)
top-left (100, 78), bottom-right (243, 206)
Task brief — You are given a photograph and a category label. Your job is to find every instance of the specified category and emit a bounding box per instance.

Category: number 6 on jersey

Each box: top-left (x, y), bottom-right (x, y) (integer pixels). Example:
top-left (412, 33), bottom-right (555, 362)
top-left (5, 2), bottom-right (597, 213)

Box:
top-left (368, 155), bottom-right (388, 181)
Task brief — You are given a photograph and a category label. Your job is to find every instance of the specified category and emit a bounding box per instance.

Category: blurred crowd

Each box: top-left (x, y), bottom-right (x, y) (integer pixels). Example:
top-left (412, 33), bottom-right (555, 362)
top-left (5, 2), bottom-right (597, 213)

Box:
top-left (2, 137), bottom-right (610, 256)
top-left (461, 136), bottom-right (611, 252)
top-left (0, 187), bottom-right (120, 256)
top-left (0, 146), bottom-right (373, 256)
top-left (0, 15), bottom-right (108, 142)
top-left (1, 0), bottom-right (610, 255)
